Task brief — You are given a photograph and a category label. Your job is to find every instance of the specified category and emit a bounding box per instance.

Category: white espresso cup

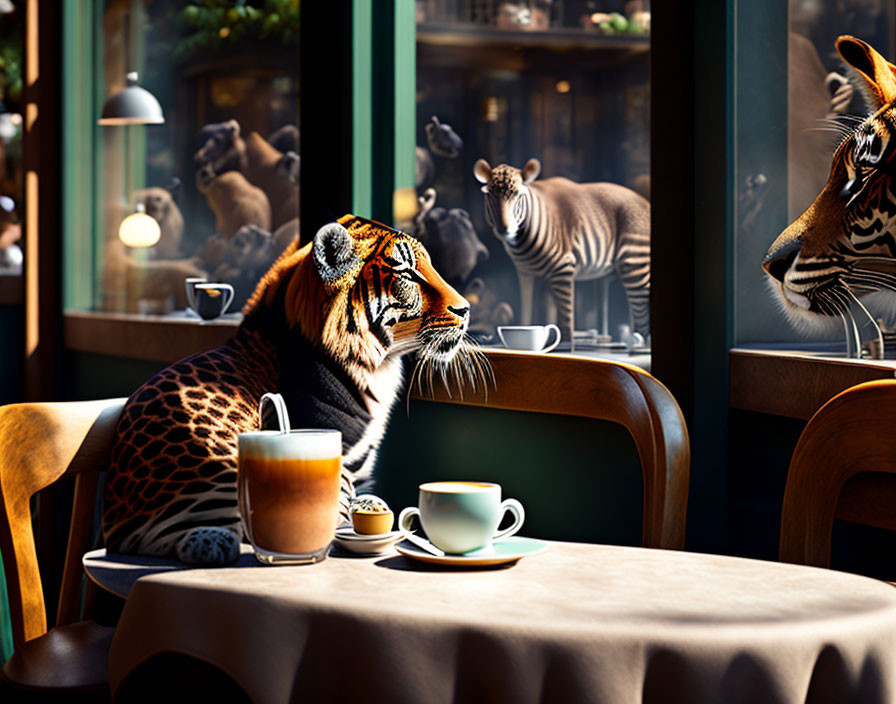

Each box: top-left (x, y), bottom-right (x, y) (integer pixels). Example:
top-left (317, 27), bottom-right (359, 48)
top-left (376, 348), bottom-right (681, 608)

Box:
top-left (399, 481), bottom-right (525, 554)
top-left (194, 282), bottom-right (235, 320)
top-left (497, 324), bottom-right (561, 353)
top-left (184, 276), bottom-right (208, 313)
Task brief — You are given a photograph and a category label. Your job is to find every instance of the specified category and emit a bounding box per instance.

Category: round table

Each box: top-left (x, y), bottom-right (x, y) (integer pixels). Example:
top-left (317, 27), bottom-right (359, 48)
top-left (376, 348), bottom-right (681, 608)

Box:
top-left (87, 541), bottom-right (896, 704)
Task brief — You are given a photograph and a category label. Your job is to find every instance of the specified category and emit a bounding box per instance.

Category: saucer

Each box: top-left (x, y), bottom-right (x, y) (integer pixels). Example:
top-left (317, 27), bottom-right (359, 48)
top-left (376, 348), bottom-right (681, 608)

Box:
top-left (395, 536), bottom-right (547, 566)
top-left (334, 528), bottom-right (402, 555)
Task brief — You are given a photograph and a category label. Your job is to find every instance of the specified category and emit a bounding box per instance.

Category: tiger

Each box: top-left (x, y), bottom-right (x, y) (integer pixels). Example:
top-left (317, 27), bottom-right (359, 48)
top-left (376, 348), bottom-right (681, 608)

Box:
top-left (474, 157), bottom-right (651, 342)
top-left (102, 215), bottom-right (487, 565)
top-left (764, 36), bottom-right (896, 336)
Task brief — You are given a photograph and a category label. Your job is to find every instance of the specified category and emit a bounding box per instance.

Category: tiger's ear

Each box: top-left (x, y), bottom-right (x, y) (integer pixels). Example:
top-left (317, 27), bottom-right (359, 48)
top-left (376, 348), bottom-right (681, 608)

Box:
top-left (473, 159), bottom-right (492, 184)
top-left (522, 158), bottom-right (541, 184)
top-left (313, 222), bottom-right (358, 285)
top-left (837, 36), bottom-right (896, 110)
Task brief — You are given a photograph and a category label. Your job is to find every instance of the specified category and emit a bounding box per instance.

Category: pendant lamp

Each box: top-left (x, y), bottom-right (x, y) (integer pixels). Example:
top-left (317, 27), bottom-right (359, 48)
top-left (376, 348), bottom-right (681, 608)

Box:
top-left (98, 72), bottom-right (164, 126)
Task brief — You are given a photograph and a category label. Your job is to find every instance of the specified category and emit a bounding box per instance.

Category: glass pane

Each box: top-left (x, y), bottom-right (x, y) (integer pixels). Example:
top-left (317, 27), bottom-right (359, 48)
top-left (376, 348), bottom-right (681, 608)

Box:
top-left (413, 0), bottom-right (651, 363)
top-left (735, 1), bottom-right (896, 358)
top-left (0, 1), bottom-right (23, 279)
top-left (66, 0), bottom-right (300, 319)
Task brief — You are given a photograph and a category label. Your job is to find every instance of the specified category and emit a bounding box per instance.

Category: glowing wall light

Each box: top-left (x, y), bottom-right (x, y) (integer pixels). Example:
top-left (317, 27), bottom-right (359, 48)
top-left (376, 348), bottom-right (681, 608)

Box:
top-left (119, 203), bottom-right (160, 248)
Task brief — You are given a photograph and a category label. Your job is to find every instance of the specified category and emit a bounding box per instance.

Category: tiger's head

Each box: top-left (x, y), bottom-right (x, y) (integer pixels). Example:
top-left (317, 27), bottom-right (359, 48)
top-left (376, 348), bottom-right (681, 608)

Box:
top-left (245, 215), bottom-right (487, 394)
top-left (474, 158), bottom-right (541, 243)
top-left (763, 36), bottom-right (896, 329)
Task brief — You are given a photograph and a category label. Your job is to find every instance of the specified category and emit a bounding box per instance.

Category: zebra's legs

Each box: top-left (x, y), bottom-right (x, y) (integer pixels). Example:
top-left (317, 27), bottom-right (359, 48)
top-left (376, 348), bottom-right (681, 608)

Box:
top-left (517, 271), bottom-right (535, 325)
top-left (547, 270), bottom-right (575, 343)
top-left (615, 242), bottom-right (651, 337)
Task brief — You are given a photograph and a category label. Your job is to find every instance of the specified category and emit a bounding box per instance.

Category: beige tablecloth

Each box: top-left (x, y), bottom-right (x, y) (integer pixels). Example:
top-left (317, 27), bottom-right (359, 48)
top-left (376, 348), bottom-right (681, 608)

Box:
top-left (92, 542), bottom-right (896, 704)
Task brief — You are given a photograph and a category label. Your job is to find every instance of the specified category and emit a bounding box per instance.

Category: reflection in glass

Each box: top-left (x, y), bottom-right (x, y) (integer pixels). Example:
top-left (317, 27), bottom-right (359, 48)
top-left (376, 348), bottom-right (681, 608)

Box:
top-left (87, 0), bottom-right (300, 317)
top-left (413, 1), bottom-right (651, 361)
top-left (739, 0), bottom-right (896, 359)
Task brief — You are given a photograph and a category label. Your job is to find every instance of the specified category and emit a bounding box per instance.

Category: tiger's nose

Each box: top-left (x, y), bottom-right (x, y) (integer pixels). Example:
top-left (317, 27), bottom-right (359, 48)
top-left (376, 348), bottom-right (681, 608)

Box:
top-left (447, 304), bottom-right (470, 323)
top-left (762, 237), bottom-right (801, 283)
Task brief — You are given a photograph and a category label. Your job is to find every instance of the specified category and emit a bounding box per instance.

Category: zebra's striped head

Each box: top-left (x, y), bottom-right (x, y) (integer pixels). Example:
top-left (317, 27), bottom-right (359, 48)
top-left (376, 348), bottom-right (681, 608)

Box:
top-left (764, 36), bottom-right (896, 330)
top-left (474, 158), bottom-right (541, 244)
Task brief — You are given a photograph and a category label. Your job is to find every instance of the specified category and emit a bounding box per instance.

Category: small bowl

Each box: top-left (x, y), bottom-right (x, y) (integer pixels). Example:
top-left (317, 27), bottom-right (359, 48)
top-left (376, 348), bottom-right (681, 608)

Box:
top-left (352, 510), bottom-right (394, 535)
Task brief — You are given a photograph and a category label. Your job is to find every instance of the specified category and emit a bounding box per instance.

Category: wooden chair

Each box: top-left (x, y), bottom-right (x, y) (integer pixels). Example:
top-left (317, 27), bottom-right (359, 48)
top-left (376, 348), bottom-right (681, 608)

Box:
top-left (780, 379), bottom-right (896, 568)
top-left (414, 350), bottom-right (690, 549)
top-left (0, 398), bottom-right (126, 700)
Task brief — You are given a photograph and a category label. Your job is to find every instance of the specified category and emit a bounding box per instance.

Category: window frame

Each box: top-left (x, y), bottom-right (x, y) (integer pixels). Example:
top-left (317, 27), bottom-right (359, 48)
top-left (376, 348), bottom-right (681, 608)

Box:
top-left (59, 4), bottom-right (842, 458)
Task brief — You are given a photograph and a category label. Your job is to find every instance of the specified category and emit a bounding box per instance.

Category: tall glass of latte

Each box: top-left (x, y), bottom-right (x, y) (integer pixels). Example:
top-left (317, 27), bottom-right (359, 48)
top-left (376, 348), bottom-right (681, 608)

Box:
top-left (237, 429), bottom-right (342, 565)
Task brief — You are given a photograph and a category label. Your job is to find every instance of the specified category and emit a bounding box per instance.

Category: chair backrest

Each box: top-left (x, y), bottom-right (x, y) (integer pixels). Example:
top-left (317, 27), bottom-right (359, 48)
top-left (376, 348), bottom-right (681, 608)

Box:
top-left (413, 350), bottom-right (690, 549)
top-left (0, 398), bottom-right (126, 650)
top-left (779, 379), bottom-right (896, 567)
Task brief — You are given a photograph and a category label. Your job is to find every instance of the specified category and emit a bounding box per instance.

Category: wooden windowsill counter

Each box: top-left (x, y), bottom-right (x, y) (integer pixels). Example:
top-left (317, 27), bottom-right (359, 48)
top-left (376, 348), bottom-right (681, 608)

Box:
top-left (64, 311), bottom-right (239, 364)
top-left (729, 347), bottom-right (896, 420)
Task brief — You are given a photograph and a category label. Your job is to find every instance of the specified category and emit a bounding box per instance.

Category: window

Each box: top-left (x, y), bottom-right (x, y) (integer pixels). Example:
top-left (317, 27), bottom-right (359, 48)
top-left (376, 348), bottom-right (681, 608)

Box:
top-left (734, 0), bottom-right (896, 359)
top-left (63, 1), bottom-right (299, 321)
top-left (410, 1), bottom-right (651, 363)
top-left (61, 2), bottom-right (655, 365)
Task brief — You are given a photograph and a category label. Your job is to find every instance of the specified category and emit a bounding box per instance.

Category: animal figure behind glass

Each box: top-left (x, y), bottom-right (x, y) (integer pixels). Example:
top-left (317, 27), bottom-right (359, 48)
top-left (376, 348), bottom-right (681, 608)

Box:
top-left (100, 119), bottom-right (300, 315)
top-left (763, 35), bottom-right (896, 359)
top-left (415, 187), bottom-right (512, 342)
top-left (192, 119), bottom-right (301, 308)
top-left (101, 215), bottom-right (491, 566)
top-left (475, 157), bottom-right (651, 344)
top-left (415, 115), bottom-right (463, 193)
top-left (103, 178), bottom-right (208, 314)
top-left (413, 115), bottom-right (515, 340)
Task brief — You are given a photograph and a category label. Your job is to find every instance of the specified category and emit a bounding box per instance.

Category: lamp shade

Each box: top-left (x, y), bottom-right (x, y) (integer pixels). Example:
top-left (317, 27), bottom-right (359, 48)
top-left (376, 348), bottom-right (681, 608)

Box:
top-left (98, 72), bottom-right (164, 126)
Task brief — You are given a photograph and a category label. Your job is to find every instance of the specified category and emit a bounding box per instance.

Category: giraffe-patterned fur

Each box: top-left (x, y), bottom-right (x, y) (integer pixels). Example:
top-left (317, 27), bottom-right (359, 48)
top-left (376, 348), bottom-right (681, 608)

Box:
top-left (103, 329), bottom-right (277, 558)
top-left (103, 215), bottom-right (487, 564)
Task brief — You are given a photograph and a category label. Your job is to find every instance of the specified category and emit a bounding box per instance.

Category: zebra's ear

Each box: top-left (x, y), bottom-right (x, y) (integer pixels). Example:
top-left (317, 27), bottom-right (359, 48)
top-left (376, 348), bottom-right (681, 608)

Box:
top-left (473, 159), bottom-right (492, 184)
top-left (522, 159), bottom-right (541, 184)
top-left (313, 222), bottom-right (359, 285)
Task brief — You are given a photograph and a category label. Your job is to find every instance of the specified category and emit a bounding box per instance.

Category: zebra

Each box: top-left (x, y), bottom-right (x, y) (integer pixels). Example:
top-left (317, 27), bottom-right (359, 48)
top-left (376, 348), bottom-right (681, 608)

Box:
top-left (474, 158), bottom-right (651, 342)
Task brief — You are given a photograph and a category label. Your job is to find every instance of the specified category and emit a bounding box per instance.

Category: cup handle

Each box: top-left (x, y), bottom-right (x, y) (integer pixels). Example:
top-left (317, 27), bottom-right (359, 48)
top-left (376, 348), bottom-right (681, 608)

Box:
top-left (398, 506), bottom-right (421, 540)
top-left (185, 279), bottom-right (204, 312)
top-left (542, 324), bottom-right (561, 353)
top-left (219, 284), bottom-right (235, 315)
top-left (493, 498), bottom-right (525, 541)
top-left (259, 392), bottom-right (290, 432)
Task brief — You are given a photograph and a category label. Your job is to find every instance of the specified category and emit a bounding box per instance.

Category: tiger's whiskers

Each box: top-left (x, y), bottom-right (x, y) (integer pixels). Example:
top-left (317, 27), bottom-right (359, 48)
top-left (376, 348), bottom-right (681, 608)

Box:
top-left (402, 333), bottom-right (494, 414)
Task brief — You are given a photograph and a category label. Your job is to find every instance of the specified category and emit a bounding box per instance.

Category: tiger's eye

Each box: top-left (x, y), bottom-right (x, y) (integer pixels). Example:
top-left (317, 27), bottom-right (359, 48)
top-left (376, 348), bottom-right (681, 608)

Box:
top-left (856, 132), bottom-right (885, 165)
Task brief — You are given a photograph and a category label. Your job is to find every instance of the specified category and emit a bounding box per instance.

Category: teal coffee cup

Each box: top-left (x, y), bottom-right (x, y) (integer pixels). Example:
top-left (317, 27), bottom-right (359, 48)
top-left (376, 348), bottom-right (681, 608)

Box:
top-left (399, 481), bottom-right (525, 554)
